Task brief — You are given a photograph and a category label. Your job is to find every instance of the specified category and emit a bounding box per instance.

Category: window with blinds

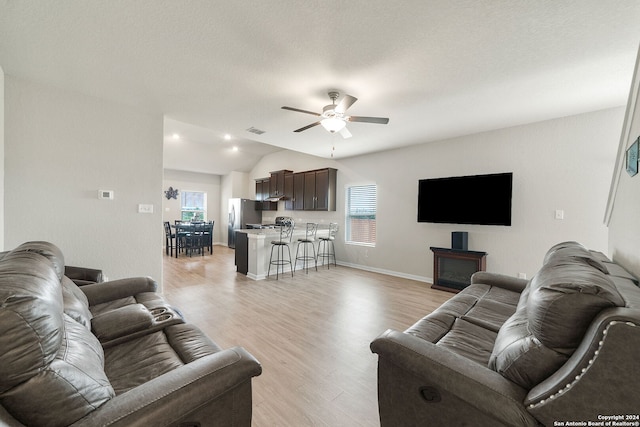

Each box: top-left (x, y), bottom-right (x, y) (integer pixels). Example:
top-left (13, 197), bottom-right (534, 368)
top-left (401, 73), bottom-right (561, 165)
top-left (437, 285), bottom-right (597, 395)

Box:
top-left (346, 184), bottom-right (377, 246)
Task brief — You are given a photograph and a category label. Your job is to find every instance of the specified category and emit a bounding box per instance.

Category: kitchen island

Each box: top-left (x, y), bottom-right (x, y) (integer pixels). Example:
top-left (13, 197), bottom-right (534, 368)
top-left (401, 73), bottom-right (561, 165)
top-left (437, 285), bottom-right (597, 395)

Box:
top-left (234, 227), bottom-right (329, 280)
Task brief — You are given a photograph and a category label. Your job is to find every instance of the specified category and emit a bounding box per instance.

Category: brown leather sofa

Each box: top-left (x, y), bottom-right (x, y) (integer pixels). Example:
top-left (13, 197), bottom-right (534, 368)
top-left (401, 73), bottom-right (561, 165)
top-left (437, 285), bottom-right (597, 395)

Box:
top-left (371, 241), bottom-right (640, 426)
top-left (0, 241), bottom-right (262, 426)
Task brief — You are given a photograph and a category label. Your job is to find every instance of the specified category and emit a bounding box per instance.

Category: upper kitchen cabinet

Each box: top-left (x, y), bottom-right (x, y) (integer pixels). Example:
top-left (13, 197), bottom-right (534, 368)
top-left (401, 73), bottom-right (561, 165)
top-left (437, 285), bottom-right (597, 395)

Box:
top-left (269, 170), bottom-right (293, 199)
top-left (303, 168), bottom-right (337, 211)
top-left (285, 172), bottom-right (305, 211)
top-left (283, 172), bottom-right (294, 210)
top-left (255, 177), bottom-right (277, 211)
top-left (293, 172), bottom-right (305, 210)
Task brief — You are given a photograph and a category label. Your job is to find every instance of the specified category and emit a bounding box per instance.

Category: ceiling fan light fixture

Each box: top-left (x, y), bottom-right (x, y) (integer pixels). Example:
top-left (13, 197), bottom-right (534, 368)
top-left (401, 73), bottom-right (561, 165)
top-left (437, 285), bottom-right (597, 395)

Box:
top-left (321, 117), bottom-right (346, 133)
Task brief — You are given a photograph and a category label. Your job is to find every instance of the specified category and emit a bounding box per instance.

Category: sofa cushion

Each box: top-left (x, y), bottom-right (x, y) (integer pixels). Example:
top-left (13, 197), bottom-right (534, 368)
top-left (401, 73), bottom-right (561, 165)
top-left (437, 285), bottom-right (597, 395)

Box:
top-left (528, 259), bottom-right (624, 350)
top-left (104, 330), bottom-right (185, 394)
top-left (436, 318), bottom-right (497, 366)
top-left (490, 258), bottom-right (625, 389)
top-left (0, 315), bottom-right (114, 426)
top-left (603, 261), bottom-right (639, 285)
top-left (589, 250), bottom-right (611, 263)
top-left (12, 241), bottom-right (66, 280)
top-left (61, 275), bottom-right (92, 329)
top-left (543, 241), bottom-right (609, 274)
top-left (0, 251), bottom-right (63, 393)
top-left (462, 298), bottom-right (518, 332)
top-left (489, 304), bottom-right (567, 388)
top-left (405, 311), bottom-right (455, 343)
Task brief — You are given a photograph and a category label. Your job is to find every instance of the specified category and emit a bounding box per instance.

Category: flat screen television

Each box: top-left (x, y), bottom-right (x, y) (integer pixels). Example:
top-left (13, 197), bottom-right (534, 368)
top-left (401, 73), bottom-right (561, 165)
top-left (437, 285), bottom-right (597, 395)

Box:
top-left (418, 172), bottom-right (513, 226)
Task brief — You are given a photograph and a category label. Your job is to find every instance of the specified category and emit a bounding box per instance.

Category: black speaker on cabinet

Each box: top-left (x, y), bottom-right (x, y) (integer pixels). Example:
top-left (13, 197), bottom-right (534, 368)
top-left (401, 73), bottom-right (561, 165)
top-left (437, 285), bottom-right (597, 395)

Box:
top-left (451, 231), bottom-right (468, 251)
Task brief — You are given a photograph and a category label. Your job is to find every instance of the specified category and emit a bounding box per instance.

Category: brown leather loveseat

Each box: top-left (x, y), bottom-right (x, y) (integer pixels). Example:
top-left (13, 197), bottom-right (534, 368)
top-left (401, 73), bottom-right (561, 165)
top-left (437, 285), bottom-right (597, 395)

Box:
top-left (371, 241), bottom-right (640, 426)
top-left (0, 241), bottom-right (262, 426)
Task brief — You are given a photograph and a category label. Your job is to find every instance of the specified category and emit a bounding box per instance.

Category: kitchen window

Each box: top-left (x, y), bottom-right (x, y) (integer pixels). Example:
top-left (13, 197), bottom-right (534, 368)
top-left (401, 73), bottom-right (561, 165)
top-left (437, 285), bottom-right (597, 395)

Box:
top-left (181, 191), bottom-right (207, 221)
top-left (345, 184), bottom-right (376, 246)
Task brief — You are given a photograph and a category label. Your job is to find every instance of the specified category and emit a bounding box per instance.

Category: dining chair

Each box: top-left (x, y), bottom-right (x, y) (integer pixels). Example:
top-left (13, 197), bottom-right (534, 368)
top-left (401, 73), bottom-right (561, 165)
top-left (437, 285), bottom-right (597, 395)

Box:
top-left (175, 223), bottom-right (192, 257)
top-left (163, 221), bottom-right (176, 256)
top-left (185, 222), bottom-right (206, 256)
top-left (203, 221), bottom-right (214, 253)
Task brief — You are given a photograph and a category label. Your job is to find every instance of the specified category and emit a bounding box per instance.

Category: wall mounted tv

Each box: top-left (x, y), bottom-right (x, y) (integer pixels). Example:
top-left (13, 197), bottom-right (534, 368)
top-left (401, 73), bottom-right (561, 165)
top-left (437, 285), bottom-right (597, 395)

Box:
top-left (418, 172), bottom-right (513, 226)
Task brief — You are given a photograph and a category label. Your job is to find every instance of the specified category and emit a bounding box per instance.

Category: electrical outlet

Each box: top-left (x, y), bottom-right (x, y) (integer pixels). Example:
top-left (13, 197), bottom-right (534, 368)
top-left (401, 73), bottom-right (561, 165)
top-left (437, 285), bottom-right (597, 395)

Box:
top-left (555, 209), bottom-right (564, 220)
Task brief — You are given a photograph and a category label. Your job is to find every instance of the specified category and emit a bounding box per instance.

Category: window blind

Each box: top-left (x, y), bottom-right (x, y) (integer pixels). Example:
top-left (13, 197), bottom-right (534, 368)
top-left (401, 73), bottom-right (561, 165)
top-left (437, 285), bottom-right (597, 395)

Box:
top-left (346, 184), bottom-right (377, 245)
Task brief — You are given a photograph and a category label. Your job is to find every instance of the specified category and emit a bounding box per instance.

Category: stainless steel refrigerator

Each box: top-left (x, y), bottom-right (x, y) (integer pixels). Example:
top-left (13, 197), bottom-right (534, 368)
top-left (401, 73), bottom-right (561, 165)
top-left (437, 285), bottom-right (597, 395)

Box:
top-left (228, 199), bottom-right (262, 248)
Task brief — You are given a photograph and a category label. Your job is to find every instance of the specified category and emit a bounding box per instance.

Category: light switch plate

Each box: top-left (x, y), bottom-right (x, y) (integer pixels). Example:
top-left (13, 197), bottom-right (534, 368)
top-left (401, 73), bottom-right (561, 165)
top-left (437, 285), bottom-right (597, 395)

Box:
top-left (138, 204), bottom-right (154, 214)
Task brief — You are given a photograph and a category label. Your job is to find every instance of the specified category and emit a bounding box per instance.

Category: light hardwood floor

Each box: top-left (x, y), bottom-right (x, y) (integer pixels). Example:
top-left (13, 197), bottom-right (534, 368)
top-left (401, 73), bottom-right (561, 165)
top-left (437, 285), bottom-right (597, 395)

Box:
top-left (162, 246), bottom-right (452, 427)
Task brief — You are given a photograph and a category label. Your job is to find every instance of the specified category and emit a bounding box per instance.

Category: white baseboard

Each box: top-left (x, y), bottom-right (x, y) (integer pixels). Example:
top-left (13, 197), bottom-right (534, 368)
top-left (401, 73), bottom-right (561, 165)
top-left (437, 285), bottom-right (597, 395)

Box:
top-left (336, 261), bottom-right (433, 284)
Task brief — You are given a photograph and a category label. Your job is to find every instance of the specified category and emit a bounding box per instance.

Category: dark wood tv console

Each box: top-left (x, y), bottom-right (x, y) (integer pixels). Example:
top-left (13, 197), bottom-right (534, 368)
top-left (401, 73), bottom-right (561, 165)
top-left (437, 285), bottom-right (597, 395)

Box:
top-left (430, 247), bottom-right (487, 293)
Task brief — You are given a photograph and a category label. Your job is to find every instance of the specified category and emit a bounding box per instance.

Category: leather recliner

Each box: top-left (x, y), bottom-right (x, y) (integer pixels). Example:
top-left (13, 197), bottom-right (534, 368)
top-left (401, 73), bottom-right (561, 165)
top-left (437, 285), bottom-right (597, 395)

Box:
top-left (0, 241), bottom-right (262, 426)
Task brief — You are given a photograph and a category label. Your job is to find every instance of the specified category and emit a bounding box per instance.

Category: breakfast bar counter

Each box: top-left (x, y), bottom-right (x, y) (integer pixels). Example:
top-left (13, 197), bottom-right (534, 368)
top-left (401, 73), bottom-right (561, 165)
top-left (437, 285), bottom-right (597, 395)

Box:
top-left (234, 227), bottom-right (328, 280)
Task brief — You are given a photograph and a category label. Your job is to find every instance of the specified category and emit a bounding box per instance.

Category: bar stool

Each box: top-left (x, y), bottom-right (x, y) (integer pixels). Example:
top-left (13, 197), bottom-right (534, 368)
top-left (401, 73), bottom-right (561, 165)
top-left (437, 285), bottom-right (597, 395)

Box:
top-left (295, 222), bottom-right (318, 273)
top-left (317, 222), bottom-right (338, 268)
top-left (268, 218), bottom-right (295, 279)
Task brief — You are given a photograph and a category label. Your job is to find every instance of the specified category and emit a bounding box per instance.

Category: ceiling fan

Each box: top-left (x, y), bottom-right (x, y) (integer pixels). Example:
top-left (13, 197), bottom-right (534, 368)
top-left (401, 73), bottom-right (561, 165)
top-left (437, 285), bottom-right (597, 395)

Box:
top-left (282, 91), bottom-right (389, 139)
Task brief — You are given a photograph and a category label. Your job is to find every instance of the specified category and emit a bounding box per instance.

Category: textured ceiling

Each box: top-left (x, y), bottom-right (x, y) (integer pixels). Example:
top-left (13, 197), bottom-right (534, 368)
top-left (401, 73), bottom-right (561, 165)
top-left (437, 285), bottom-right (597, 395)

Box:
top-left (1, 1), bottom-right (639, 174)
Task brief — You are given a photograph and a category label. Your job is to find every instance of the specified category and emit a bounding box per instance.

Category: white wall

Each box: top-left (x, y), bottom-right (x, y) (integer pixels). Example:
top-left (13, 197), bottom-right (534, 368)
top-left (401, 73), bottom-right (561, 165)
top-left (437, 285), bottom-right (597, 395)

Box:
top-left (162, 169), bottom-right (222, 244)
top-left (251, 107), bottom-right (624, 281)
top-left (4, 76), bottom-right (163, 281)
top-left (608, 49), bottom-right (640, 278)
top-left (0, 66), bottom-right (4, 251)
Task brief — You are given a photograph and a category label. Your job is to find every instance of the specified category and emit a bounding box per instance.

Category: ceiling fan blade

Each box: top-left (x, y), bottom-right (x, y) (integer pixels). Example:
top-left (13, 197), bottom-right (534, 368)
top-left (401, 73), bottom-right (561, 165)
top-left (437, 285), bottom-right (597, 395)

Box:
top-left (335, 94), bottom-right (357, 114)
top-left (348, 116), bottom-right (389, 124)
top-left (339, 127), bottom-right (352, 139)
top-left (293, 122), bottom-right (321, 132)
top-left (282, 106), bottom-right (321, 116)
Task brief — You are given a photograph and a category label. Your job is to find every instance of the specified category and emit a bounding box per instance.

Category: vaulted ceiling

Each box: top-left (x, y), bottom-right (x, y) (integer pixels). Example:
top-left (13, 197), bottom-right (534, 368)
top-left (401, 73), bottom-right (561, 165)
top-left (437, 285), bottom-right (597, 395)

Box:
top-left (1, 1), bottom-right (639, 174)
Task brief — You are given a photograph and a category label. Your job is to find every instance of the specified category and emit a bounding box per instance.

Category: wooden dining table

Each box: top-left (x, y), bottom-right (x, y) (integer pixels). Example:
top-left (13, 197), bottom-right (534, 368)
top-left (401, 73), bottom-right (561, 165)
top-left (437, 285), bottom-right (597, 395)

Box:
top-left (171, 222), bottom-right (213, 257)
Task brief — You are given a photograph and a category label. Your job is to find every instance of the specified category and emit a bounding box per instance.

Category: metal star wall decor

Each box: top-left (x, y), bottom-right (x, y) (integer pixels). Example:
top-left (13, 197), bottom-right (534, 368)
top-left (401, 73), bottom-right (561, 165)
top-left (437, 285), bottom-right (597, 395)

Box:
top-left (164, 187), bottom-right (179, 200)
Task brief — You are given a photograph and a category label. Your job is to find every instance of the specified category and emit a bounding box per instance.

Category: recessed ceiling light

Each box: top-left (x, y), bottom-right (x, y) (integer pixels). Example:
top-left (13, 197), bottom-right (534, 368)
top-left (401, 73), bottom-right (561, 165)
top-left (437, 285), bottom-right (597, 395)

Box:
top-left (224, 134), bottom-right (231, 140)
top-left (232, 146), bottom-right (239, 152)
top-left (172, 133), bottom-right (180, 140)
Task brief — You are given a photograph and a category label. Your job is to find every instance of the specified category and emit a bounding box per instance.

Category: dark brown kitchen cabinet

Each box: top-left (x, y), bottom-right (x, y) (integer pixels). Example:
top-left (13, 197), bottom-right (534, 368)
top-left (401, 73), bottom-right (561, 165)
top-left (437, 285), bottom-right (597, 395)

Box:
top-left (303, 168), bottom-right (337, 211)
top-left (269, 170), bottom-right (293, 199)
top-left (255, 178), bottom-right (277, 211)
top-left (293, 172), bottom-right (305, 210)
top-left (255, 178), bottom-right (268, 201)
top-left (285, 172), bottom-right (305, 211)
top-left (283, 172), bottom-right (294, 210)
top-left (303, 171), bottom-right (316, 210)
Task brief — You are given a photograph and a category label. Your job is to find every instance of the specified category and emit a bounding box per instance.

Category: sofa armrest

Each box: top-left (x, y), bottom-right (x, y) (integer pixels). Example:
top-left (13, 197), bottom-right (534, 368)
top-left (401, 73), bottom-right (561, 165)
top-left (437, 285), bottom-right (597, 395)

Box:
top-left (91, 304), bottom-right (155, 341)
top-left (80, 277), bottom-right (157, 306)
top-left (64, 265), bottom-right (104, 285)
top-left (371, 329), bottom-right (538, 427)
top-left (71, 346), bottom-right (262, 427)
top-left (471, 271), bottom-right (528, 293)
top-left (525, 308), bottom-right (640, 425)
